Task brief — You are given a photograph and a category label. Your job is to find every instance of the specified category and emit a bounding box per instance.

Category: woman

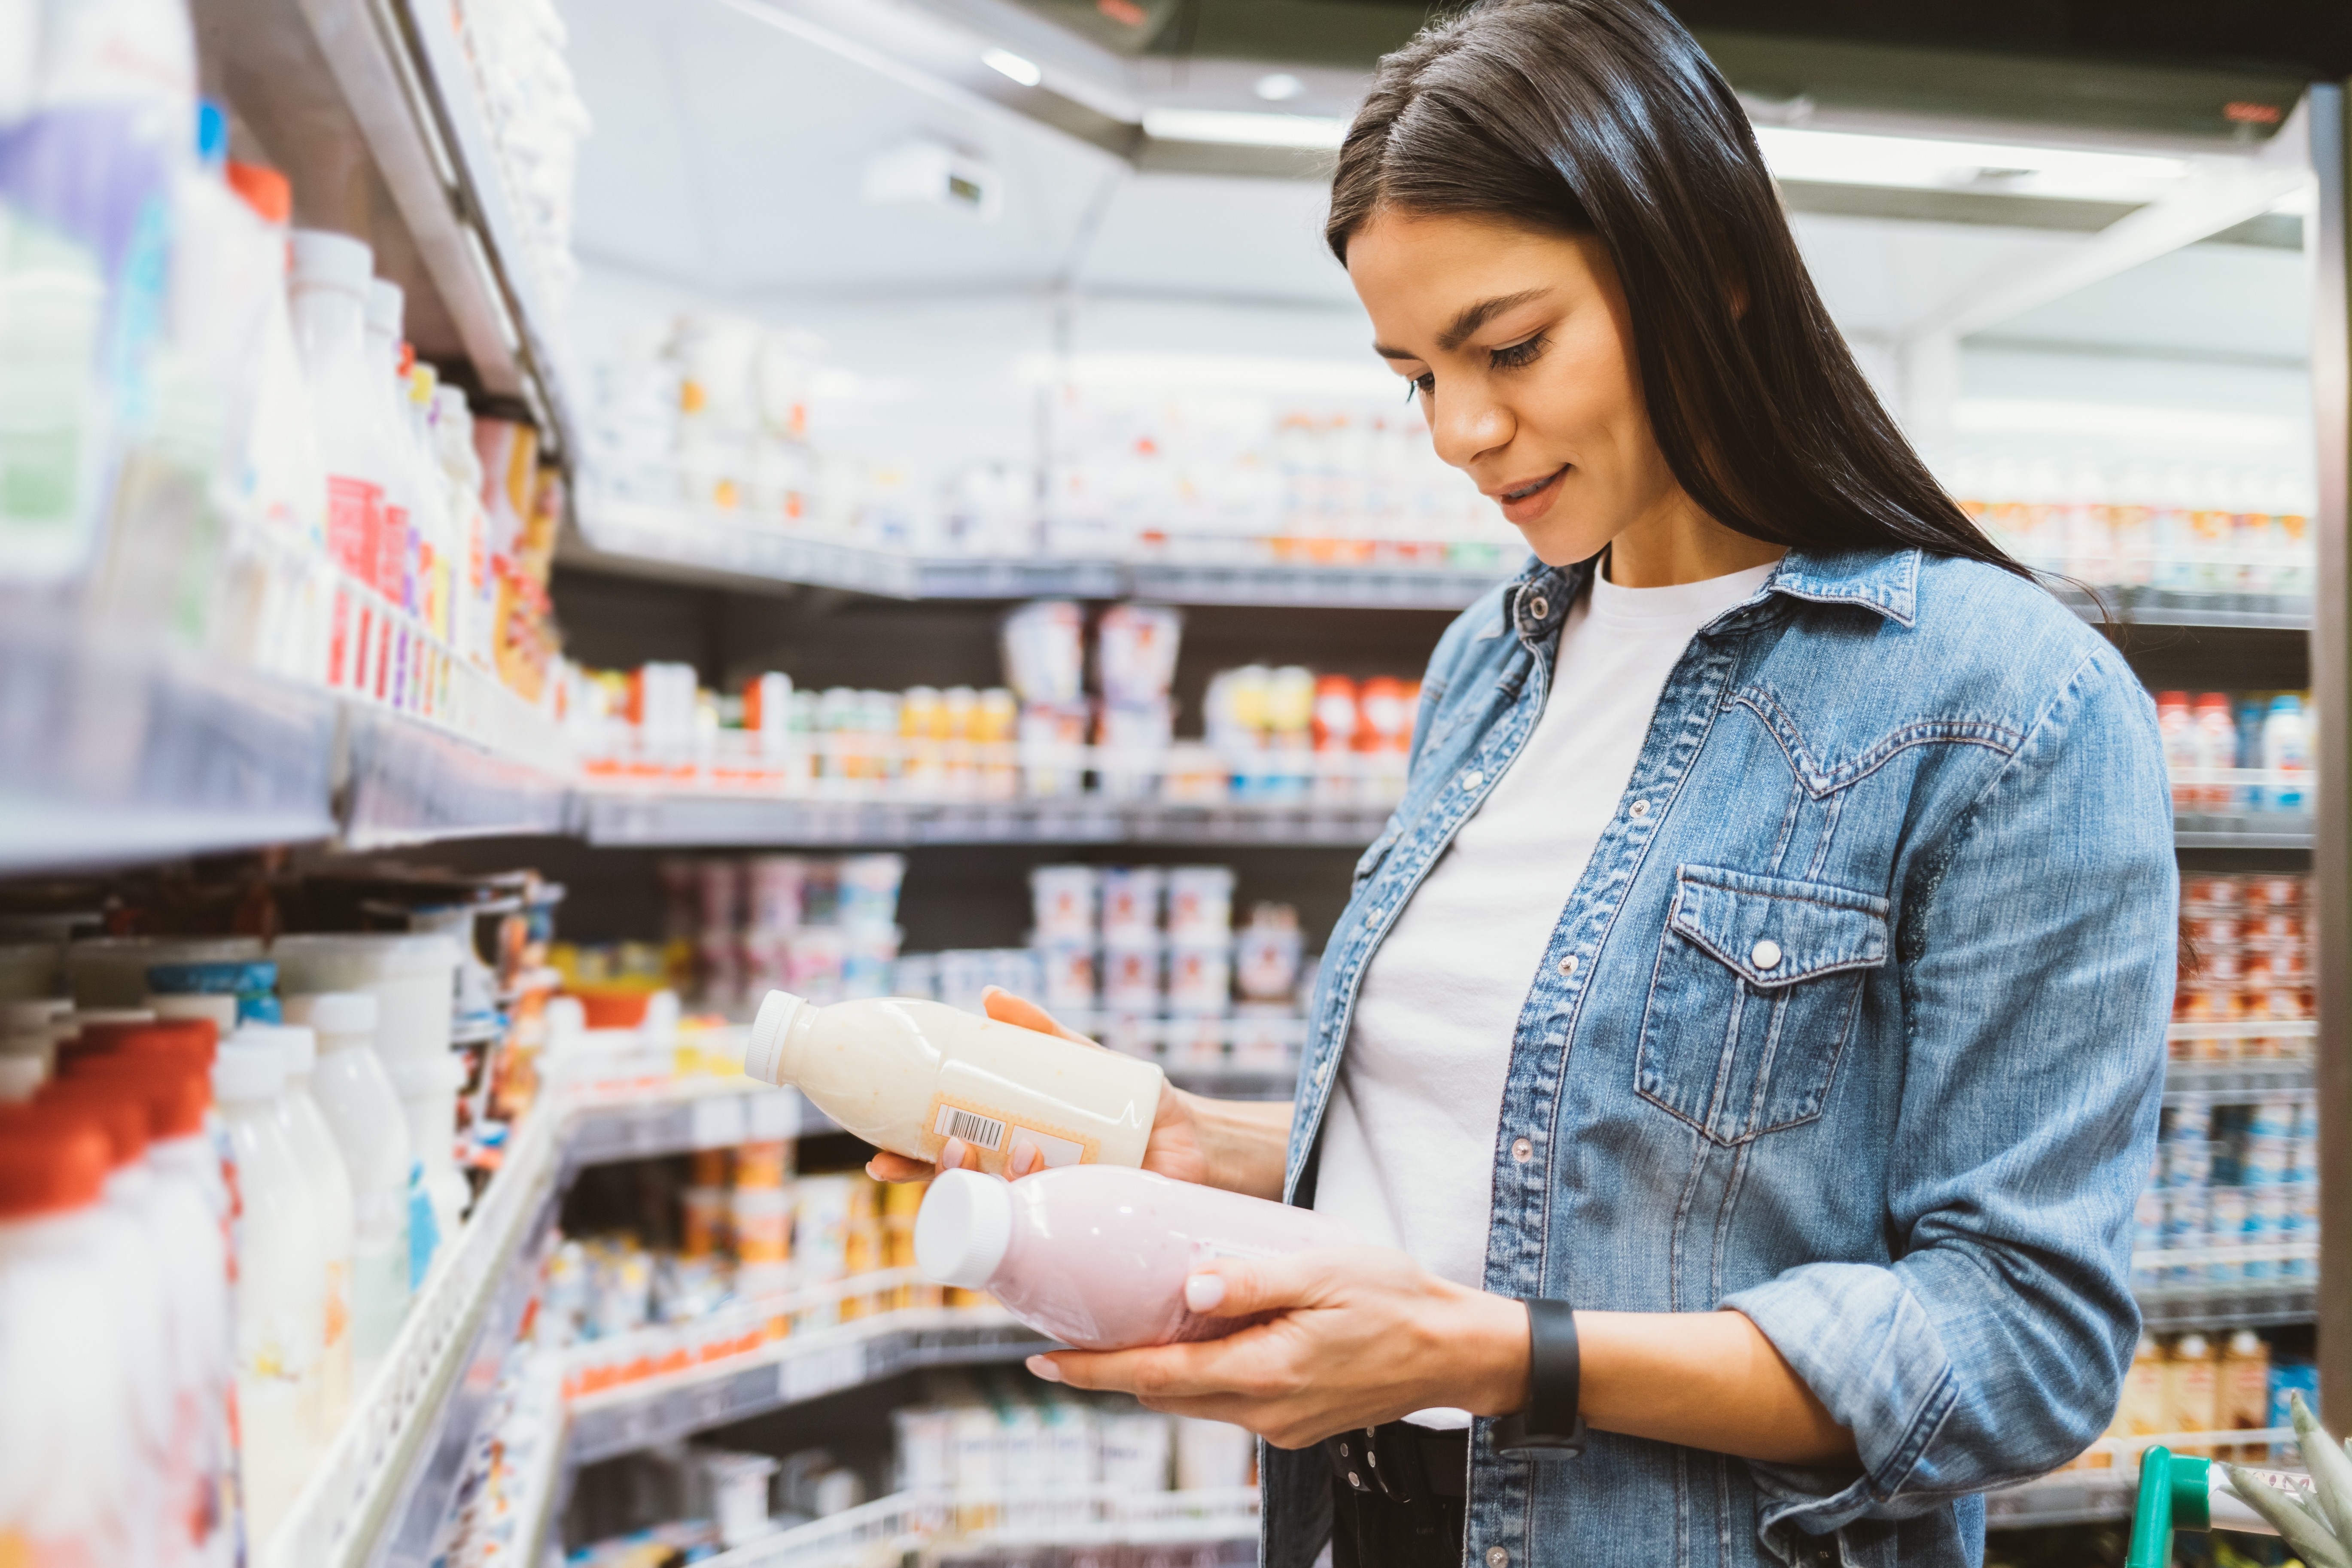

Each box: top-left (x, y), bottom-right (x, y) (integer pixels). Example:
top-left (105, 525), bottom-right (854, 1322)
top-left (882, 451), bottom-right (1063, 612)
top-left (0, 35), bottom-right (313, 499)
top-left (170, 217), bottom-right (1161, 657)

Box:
top-left (877, 2), bottom-right (2175, 1563)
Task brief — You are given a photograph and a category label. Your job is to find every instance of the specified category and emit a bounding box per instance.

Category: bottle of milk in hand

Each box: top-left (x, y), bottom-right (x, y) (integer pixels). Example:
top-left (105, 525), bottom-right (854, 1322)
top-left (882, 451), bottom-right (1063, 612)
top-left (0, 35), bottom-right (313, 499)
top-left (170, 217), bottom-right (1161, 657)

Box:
top-left (742, 990), bottom-right (1164, 1176)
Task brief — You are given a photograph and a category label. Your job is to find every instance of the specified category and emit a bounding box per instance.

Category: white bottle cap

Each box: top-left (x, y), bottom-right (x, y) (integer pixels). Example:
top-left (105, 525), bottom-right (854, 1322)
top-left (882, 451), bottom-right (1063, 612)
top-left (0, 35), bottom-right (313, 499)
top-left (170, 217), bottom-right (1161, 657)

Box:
top-left (234, 1023), bottom-right (317, 1076)
top-left (744, 990), bottom-right (808, 1085)
top-left (146, 993), bottom-right (238, 1031)
top-left (0, 999), bottom-right (68, 1031)
top-left (0, 1054), bottom-right (43, 1101)
top-left (914, 1169), bottom-right (1013, 1290)
top-left (285, 991), bottom-right (380, 1039)
top-left (290, 229), bottom-right (373, 294)
top-left (366, 278), bottom-right (405, 335)
top-left (213, 1041), bottom-right (287, 1103)
top-left (382, 1053), bottom-right (466, 1097)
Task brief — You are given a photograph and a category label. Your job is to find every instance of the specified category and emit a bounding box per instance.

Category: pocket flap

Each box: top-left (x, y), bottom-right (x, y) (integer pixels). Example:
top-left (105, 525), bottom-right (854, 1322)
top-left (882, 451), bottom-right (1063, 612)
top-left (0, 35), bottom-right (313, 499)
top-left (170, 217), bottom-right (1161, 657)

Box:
top-left (1667, 865), bottom-right (1890, 988)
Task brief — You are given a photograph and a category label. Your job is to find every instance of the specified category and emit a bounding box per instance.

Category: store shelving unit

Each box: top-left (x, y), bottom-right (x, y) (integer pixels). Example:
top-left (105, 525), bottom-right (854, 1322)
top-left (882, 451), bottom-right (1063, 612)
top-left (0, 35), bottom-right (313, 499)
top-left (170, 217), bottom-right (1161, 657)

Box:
top-left (579, 792), bottom-right (1395, 850)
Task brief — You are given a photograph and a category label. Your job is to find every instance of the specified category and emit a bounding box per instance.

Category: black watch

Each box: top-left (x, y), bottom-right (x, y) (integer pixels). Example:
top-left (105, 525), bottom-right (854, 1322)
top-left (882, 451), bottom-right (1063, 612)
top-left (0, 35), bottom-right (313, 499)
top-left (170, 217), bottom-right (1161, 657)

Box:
top-left (1492, 1298), bottom-right (1587, 1457)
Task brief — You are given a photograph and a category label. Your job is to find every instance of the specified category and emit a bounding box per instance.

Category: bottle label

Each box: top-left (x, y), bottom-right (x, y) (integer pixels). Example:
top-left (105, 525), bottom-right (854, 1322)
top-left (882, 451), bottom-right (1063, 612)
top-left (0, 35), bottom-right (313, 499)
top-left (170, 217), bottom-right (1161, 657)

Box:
top-left (327, 475), bottom-right (381, 586)
top-left (926, 1097), bottom-right (1092, 1169)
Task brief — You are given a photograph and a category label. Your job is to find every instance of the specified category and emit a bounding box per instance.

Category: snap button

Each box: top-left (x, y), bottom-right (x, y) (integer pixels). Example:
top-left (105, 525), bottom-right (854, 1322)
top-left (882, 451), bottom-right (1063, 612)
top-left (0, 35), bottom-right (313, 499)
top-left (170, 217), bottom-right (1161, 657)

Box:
top-left (1628, 798), bottom-right (1650, 819)
top-left (1460, 769), bottom-right (1485, 792)
top-left (1348, 1470), bottom-right (1362, 1488)
top-left (1752, 938), bottom-right (1783, 971)
top-left (1512, 1137), bottom-right (1533, 1163)
top-left (1313, 1060), bottom-right (1330, 1085)
top-left (1526, 593), bottom-right (1550, 622)
top-left (1339, 1442), bottom-right (1349, 1457)
top-left (1558, 954), bottom-right (1577, 978)
top-left (1488, 1549), bottom-right (1510, 1568)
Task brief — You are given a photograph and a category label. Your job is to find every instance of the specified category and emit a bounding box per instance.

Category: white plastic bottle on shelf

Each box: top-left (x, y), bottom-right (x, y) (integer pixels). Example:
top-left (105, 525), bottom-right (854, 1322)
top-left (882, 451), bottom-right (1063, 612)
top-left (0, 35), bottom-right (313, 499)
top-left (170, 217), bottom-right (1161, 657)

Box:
top-left (2154, 691), bottom-right (2195, 816)
top-left (432, 385), bottom-right (496, 670)
top-left (49, 1062), bottom-right (234, 1568)
top-left (283, 991), bottom-right (412, 1386)
top-left (212, 1038), bottom-right (326, 1542)
top-left (21, 1085), bottom-right (175, 1565)
top-left (2262, 694), bottom-right (2309, 814)
top-left (743, 989), bottom-right (1164, 1176)
top-left (363, 280), bottom-right (420, 621)
top-left (0, 1117), bottom-right (134, 1567)
top-left (408, 363), bottom-right (456, 645)
top-left (237, 1023), bottom-right (357, 1438)
top-left (2193, 692), bottom-right (2238, 815)
top-left (289, 231), bottom-right (389, 609)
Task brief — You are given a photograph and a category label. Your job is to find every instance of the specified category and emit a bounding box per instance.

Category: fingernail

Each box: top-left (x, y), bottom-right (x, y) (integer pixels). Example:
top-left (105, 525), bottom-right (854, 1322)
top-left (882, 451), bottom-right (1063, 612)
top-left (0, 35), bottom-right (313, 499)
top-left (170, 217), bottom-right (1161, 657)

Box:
top-left (1026, 1355), bottom-right (1062, 1383)
top-left (1184, 1273), bottom-right (1225, 1312)
top-left (1011, 1141), bottom-right (1039, 1176)
top-left (941, 1137), bottom-right (967, 1171)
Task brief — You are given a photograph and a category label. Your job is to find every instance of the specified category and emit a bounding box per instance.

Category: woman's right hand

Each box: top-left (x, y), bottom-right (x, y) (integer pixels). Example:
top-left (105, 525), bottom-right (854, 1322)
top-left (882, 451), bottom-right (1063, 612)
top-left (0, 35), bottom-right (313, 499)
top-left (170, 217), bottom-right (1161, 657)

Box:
top-left (864, 986), bottom-right (1213, 1187)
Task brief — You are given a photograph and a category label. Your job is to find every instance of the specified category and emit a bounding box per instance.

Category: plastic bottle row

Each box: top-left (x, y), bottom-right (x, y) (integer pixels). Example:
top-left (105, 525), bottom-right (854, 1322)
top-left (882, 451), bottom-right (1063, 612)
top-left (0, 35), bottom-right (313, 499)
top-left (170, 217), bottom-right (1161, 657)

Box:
top-left (0, 7), bottom-right (570, 730)
top-left (1946, 461), bottom-right (2316, 598)
top-left (0, 1000), bottom-right (425, 1560)
top-left (2133, 1093), bottom-right (2321, 1288)
top-left (2158, 690), bottom-right (2314, 823)
top-left (2173, 873), bottom-right (2315, 1035)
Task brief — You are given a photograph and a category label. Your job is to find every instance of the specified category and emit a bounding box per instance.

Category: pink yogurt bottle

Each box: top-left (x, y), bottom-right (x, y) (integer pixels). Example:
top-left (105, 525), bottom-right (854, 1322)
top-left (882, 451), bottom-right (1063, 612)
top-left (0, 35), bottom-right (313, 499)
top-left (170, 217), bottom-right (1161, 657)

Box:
top-left (914, 1165), bottom-right (1357, 1350)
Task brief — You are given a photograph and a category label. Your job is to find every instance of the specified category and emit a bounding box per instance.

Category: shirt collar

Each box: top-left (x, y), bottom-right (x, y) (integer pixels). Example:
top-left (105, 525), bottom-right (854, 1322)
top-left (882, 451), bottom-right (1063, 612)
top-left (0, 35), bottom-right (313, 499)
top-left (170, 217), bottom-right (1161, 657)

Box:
top-left (1488, 545), bottom-right (1923, 639)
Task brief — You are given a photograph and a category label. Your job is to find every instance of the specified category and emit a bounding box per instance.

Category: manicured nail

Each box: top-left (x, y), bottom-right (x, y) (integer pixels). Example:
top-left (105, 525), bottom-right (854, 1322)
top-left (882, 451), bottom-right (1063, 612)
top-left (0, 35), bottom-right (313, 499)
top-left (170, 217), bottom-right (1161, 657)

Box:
top-left (1011, 1140), bottom-right (1040, 1176)
top-left (941, 1137), bottom-right (968, 1172)
top-left (1026, 1355), bottom-right (1063, 1382)
top-left (1184, 1273), bottom-right (1226, 1312)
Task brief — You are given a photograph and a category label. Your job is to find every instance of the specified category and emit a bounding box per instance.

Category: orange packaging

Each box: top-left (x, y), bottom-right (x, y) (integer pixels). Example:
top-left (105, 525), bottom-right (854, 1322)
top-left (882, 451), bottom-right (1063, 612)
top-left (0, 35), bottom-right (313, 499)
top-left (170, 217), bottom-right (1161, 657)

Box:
top-left (733, 1139), bottom-right (791, 1190)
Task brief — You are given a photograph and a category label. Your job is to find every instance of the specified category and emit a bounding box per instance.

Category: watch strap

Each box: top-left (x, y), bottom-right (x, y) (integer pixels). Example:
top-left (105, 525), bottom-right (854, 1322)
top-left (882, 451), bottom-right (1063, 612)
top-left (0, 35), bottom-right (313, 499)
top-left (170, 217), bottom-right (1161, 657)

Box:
top-left (1492, 1298), bottom-right (1586, 1456)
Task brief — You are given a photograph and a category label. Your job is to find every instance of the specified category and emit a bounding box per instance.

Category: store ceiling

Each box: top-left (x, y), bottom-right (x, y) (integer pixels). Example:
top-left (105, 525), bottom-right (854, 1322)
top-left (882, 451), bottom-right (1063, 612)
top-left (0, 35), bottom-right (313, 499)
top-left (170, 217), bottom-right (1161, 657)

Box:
top-left (562, 0), bottom-right (2312, 372)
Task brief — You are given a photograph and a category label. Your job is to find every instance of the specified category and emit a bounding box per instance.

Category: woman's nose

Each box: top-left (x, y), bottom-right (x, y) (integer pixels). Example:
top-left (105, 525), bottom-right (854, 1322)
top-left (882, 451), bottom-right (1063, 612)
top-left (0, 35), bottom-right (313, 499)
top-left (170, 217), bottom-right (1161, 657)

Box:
top-left (1428, 390), bottom-right (1512, 472)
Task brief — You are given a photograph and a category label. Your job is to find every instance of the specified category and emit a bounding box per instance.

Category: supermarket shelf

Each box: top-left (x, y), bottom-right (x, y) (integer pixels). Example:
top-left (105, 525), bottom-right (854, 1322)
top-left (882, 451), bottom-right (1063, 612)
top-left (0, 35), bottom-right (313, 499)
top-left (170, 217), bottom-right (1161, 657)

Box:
top-left (564, 1081), bottom-right (816, 1168)
top-left (2174, 812), bottom-right (2315, 850)
top-left (190, 0), bottom-right (574, 458)
top-left (262, 1082), bottom-right (567, 1568)
top-left (697, 1486), bottom-right (1263, 1568)
top-left (339, 703), bottom-right (576, 851)
top-left (2136, 1279), bottom-right (2317, 1332)
top-left (2057, 586), bottom-right (2313, 631)
top-left (581, 792), bottom-right (1395, 849)
top-left (1987, 1430), bottom-right (2303, 1533)
top-left (565, 1305), bottom-right (1053, 1466)
top-left (0, 611), bottom-right (340, 872)
top-left (569, 495), bottom-right (1510, 609)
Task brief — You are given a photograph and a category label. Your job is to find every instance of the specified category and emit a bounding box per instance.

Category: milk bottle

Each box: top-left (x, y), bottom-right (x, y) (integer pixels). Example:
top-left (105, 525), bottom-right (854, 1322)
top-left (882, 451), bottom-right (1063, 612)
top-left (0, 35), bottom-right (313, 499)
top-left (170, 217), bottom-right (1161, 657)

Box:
top-left (284, 991), bottom-right (411, 1385)
top-left (915, 1165), bottom-right (1356, 1350)
top-left (743, 990), bottom-right (1164, 1176)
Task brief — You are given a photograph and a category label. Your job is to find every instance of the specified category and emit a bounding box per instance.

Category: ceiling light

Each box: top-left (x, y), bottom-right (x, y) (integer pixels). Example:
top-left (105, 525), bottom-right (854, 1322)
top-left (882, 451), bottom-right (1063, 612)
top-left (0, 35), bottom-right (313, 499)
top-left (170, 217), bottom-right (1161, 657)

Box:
top-left (1753, 125), bottom-right (2192, 203)
top-left (1254, 73), bottom-right (1305, 103)
top-left (980, 48), bottom-right (1042, 88)
top-left (1141, 108), bottom-right (1347, 150)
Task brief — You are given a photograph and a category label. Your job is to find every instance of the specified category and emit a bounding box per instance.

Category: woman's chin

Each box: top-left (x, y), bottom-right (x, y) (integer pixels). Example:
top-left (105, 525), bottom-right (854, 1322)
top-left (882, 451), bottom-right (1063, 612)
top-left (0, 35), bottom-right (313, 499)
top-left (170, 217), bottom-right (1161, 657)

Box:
top-left (1510, 517), bottom-right (1608, 571)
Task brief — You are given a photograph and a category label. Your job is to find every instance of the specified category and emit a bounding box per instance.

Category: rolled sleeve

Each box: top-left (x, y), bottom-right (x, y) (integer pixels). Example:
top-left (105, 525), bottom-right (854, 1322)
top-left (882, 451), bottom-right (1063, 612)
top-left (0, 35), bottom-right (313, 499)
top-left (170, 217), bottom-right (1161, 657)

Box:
top-left (1719, 647), bottom-right (2175, 1537)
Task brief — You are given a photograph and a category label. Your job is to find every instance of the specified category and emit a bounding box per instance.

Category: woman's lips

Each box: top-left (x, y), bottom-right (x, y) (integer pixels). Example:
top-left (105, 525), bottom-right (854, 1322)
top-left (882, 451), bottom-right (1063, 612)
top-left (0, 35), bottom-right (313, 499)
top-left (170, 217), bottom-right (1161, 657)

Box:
top-left (1493, 464), bottom-right (1569, 526)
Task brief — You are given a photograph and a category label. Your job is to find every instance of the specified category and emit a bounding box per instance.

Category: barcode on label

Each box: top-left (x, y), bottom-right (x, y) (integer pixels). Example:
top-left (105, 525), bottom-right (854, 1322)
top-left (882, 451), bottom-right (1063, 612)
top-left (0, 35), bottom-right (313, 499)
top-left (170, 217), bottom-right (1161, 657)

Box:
top-left (934, 1104), bottom-right (1007, 1151)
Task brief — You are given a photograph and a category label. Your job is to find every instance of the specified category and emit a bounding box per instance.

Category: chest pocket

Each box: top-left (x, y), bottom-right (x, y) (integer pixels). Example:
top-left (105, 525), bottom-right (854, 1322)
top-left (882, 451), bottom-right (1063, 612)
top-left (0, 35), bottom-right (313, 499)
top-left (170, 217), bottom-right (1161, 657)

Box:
top-left (1635, 865), bottom-right (1890, 1145)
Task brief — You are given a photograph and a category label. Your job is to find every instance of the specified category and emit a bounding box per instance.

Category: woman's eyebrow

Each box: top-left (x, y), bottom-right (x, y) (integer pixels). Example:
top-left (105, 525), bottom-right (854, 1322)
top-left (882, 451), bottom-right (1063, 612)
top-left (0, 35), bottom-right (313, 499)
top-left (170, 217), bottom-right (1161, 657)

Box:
top-left (1370, 287), bottom-right (1556, 362)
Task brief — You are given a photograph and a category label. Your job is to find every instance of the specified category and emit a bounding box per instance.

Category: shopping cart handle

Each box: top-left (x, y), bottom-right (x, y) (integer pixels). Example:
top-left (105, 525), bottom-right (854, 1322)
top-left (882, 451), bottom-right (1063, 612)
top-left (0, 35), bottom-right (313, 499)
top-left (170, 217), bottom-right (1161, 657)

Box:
top-left (2127, 1446), bottom-right (2215, 1567)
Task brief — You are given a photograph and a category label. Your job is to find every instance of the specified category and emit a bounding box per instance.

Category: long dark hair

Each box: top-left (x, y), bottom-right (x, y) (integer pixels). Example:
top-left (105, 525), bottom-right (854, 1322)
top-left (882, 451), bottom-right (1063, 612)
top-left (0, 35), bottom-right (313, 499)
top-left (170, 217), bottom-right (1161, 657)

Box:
top-left (1326, 0), bottom-right (2030, 579)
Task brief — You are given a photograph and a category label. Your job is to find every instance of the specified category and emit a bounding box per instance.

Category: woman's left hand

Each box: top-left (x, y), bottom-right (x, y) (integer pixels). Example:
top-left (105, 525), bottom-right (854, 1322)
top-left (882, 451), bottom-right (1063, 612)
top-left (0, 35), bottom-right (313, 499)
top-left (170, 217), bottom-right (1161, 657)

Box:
top-left (1025, 1246), bottom-right (1529, 1449)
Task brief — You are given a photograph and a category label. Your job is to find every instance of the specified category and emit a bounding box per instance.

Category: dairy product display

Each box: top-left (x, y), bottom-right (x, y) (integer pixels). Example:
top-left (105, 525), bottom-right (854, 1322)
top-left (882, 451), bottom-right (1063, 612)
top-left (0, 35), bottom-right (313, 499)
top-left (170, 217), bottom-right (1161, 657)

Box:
top-left (915, 1165), bottom-right (1356, 1350)
top-left (285, 992), bottom-right (412, 1382)
top-left (743, 990), bottom-right (1165, 1177)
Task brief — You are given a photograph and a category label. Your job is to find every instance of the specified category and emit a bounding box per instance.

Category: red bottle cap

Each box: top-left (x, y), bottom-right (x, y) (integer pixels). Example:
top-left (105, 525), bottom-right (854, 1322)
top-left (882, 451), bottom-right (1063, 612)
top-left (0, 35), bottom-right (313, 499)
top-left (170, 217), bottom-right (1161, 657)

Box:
top-left (225, 160), bottom-right (292, 226)
top-left (61, 1056), bottom-right (210, 1138)
top-left (27, 1083), bottom-right (148, 1168)
top-left (0, 1114), bottom-right (110, 1219)
top-left (73, 1017), bottom-right (218, 1066)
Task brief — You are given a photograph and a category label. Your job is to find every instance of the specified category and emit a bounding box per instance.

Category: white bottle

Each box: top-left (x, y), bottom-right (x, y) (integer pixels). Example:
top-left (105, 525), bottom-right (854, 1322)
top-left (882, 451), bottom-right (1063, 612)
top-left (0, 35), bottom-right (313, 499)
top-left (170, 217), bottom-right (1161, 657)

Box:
top-left (433, 385), bottom-right (496, 670)
top-left (743, 990), bottom-right (1164, 1176)
top-left (289, 231), bottom-right (388, 598)
top-left (0, 1118), bottom-right (136, 1567)
top-left (237, 1023), bottom-right (357, 1439)
top-left (212, 1038), bottom-right (326, 1541)
top-left (2263, 694), bottom-right (2309, 813)
top-left (364, 280), bottom-right (420, 618)
top-left (284, 992), bottom-right (411, 1387)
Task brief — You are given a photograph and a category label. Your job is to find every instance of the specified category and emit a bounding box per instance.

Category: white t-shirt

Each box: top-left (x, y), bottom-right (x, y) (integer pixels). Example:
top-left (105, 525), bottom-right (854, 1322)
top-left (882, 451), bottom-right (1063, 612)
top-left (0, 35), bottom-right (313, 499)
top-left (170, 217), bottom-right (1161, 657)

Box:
top-left (1314, 560), bottom-right (1780, 1394)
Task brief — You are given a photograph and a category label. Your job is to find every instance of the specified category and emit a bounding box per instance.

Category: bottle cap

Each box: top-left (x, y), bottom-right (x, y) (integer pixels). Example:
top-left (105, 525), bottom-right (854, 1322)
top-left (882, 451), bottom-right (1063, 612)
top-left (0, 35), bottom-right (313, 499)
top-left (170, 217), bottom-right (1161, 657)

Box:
top-left (0, 999), bottom-right (69, 1032)
top-left (366, 278), bottom-right (405, 336)
top-left (213, 1041), bottom-right (286, 1103)
top-left (32, 1082), bottom-right (148, 1168)
top-left (744, 990), bottom-right (807, 1086)
top-left (0, 1114), bottom-right (108, 1218)
top-left (63, 1056), bottom-right (210, 1136)
top-left (913, 1169), bottom-right (1013, 1290)
top-left (291, 229), bottom-right (374, 295)
top-left (77, 1018), bottom-right (219, 1066)
top-left (233, 1023), bottom-right (317, 1076)
top-left (0, 1055), bottom-right (42, 1101)
top-left (146, 993), bottom-right (238, 1032)
top-left (226, 160), bottom-right (292, 226)
top-left (285, 991), bottom-right (380, 1038)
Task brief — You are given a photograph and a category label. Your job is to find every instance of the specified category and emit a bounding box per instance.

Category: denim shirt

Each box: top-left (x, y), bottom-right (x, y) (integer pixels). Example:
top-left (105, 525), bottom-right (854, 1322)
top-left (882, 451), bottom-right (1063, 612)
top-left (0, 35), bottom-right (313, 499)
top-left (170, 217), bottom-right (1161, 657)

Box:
top-left (1265, 546), bottom-right (2176, 1568)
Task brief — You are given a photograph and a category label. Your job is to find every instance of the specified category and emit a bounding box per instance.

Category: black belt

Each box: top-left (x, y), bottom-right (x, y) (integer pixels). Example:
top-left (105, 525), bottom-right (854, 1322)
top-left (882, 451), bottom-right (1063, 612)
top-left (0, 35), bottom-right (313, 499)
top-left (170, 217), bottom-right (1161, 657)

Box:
top-left (1324, 1420), bottom-right (1469, 1502)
